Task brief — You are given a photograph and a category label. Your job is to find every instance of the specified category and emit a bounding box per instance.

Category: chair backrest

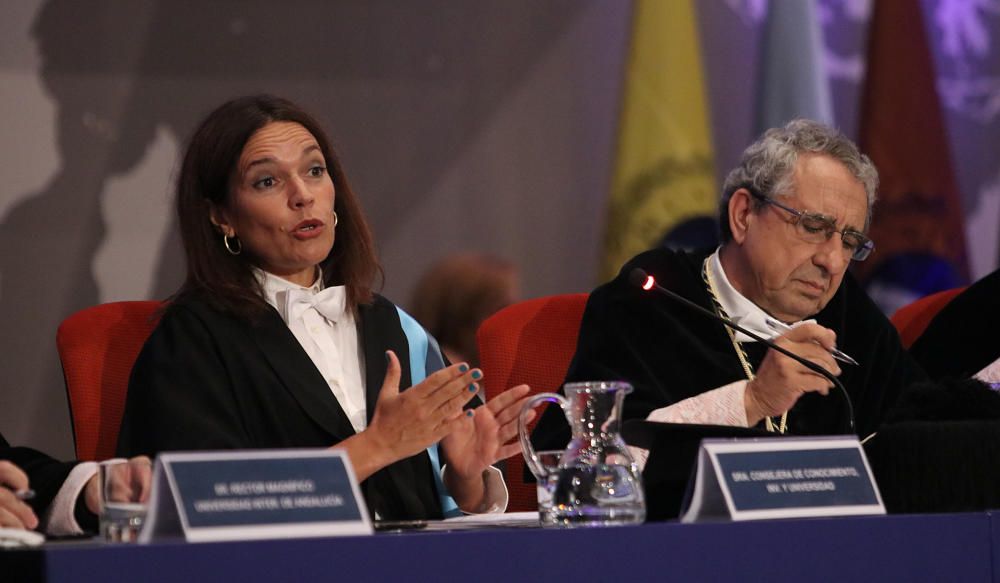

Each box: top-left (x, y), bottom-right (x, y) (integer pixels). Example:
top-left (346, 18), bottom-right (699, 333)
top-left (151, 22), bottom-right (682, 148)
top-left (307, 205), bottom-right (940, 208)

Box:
top-left (890, 287), bottom-right (965, 349)
top-left (56, 301), bottom-right (163, 461)
top-left (476, 293), bottom-right (588, 512)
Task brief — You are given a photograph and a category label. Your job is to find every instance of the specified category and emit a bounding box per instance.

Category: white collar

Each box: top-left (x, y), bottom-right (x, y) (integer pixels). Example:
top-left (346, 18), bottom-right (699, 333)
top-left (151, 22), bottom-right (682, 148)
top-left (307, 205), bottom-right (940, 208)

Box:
top-left (255, 266), bottom-right (325, 307)
top-left (708, 248), bottom-right (814, 342)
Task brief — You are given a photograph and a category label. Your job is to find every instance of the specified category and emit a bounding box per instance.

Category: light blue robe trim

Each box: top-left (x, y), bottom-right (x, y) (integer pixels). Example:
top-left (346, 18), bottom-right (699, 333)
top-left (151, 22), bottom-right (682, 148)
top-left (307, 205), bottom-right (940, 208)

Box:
top-left (395, 307), bottom-right (461, 517)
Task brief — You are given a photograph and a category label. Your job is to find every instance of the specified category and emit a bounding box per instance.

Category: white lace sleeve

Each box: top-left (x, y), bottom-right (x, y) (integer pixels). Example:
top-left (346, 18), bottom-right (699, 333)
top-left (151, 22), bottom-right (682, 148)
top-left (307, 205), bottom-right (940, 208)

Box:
top-left (975, 356), bottom-right (1000, 385)
top-left (646, 381), bottom-right (749, 426)
top-left (628, 381), bottom-right (749, 471)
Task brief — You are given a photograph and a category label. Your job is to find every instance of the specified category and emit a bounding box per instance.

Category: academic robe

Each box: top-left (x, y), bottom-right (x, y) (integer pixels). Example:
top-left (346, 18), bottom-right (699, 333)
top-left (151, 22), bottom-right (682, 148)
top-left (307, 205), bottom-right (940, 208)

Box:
top-left (532, 248), bottom-right (927, 452)
top-left (117, 291), bottom-right (465, 521)
top-left (0, 432), bottom-right (77, 519)
top-left (909, 268), bottom-right (1000, 381)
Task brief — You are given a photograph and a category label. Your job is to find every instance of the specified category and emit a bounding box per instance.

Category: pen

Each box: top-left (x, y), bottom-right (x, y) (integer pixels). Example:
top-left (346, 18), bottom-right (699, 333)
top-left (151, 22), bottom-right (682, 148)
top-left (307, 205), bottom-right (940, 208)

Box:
top-left (13, 489), bottom-right (35, 501)
top-left (764, 318), bottom-right (859, 366)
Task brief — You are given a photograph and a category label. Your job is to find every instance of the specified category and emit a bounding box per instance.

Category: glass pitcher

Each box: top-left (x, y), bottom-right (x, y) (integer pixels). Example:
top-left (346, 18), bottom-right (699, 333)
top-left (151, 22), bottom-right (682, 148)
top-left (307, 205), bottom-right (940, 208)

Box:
top-left (519, 381), bottom-right (645, 526)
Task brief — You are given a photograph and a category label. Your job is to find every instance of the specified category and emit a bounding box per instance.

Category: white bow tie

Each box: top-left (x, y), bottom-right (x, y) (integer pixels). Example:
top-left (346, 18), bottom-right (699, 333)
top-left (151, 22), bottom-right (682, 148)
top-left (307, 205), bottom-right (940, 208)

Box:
top-left (278, 286), bottom-right (347, 324)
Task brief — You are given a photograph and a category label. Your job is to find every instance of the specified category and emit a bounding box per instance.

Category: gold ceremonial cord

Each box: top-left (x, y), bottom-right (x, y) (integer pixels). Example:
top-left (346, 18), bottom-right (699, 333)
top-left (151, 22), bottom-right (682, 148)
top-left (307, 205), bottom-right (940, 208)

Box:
top-left (702, 258), bottom-right (788, 434)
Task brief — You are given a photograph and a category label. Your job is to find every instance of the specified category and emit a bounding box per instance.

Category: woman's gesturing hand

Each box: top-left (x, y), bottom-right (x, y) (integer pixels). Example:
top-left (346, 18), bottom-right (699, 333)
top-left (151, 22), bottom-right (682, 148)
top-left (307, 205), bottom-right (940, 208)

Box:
top-left (440, 383), bottom-right (534, 511)
top-left (339, 350), bottom-right (482, 480)
top-left (441, 384), bottom-right (533, 477)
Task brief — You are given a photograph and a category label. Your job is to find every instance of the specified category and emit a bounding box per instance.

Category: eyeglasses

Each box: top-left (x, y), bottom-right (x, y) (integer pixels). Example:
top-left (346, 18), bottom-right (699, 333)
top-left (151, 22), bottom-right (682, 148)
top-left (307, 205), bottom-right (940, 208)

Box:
top-left (747, 189), bottom-right (875, 261)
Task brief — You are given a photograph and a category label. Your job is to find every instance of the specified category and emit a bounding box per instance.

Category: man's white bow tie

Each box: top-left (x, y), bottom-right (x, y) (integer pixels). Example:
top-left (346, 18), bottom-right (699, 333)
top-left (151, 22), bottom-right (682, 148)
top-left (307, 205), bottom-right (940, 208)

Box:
top-left (279, 286), bottom-right (347, 324)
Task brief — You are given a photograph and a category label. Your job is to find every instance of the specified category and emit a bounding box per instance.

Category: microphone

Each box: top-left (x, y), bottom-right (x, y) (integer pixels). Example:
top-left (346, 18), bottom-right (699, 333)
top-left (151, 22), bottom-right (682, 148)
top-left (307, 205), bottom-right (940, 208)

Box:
top-left (628, 267), bottom-right (855, 434)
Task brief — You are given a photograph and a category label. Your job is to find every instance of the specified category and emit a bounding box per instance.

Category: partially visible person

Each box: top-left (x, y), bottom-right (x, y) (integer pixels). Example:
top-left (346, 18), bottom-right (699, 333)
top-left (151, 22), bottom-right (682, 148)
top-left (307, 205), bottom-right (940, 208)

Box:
top-left (0, 431), bottom-right (150, 534)
top-left (909, 268), bottom-right (1000, 383)
top-left (118, 95), bottom-right (531, 521)
top-left (410, 253), bottom-right (520, 368)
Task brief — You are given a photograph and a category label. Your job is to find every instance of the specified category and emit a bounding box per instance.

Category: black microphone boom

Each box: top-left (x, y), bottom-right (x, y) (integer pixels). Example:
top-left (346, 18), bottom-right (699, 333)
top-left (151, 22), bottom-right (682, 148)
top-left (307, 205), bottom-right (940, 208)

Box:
top-left (628, 267), bottom-right (856, 434)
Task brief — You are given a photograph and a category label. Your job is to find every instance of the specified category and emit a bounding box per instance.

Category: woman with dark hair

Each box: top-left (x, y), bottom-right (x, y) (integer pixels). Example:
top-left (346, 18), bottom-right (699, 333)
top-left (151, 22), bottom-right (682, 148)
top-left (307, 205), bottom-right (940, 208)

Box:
top-left (117, 95), bottom-right (531, 520)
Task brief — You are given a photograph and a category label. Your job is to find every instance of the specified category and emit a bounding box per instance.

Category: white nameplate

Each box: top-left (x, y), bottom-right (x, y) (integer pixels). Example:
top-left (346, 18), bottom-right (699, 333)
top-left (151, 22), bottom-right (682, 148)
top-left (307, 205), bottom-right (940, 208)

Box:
top-left (680, 436), bottom-right (884, 523)
top-left (140, 449), bottom-right (372, 543)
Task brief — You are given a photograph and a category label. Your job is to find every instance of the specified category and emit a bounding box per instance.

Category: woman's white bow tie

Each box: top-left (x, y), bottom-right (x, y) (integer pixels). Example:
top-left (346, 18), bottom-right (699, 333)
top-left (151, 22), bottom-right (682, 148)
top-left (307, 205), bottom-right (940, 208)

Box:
top-left (279, 286), bottom-right (346, 324)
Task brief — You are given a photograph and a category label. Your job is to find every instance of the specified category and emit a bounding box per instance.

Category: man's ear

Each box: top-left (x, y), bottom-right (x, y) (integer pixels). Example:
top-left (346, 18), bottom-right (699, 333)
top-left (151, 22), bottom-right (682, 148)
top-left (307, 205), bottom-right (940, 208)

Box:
top-left (208, 203), bottom-right (234, 237)
top-left (728, 188), bottom-right (755, 245)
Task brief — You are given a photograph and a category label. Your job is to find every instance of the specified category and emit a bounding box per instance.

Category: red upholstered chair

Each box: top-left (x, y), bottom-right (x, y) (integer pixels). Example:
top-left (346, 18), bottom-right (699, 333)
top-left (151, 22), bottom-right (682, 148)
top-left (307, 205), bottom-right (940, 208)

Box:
top-left (476, 293), bottom-right (588, 512)
top-left (890, 288), bottom-right (965, 349)
top-left (56, 301), bottom-right (163, 461)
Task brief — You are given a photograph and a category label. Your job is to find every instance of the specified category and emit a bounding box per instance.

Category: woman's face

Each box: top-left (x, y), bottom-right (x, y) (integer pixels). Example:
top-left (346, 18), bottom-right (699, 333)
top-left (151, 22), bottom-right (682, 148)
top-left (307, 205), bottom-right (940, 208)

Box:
top-left (211, 121), bottom-right (336, 287)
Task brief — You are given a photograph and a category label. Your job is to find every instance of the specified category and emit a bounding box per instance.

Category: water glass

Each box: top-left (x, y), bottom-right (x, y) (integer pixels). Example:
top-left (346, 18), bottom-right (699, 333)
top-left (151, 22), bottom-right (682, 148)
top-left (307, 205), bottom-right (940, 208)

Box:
top-left (99, 459), bottom-right (147, 543)
top-left (534, 450), bottom-right (563, 526)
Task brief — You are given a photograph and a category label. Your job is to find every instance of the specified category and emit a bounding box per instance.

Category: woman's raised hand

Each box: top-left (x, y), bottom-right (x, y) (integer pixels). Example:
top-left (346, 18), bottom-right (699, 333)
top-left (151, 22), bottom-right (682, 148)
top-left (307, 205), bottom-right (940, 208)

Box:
top-left (339, 350), bottom-right (482, 480)
top-left (441, 384), bottom-right (533, 478)
top-left (439, 383), bottom-right (534, 512)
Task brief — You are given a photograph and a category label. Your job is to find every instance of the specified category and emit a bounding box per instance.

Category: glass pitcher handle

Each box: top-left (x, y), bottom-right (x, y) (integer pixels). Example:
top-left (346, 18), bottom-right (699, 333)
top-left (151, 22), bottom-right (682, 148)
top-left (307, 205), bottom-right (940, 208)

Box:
top-left (518, 392), bottom-right (568, 480)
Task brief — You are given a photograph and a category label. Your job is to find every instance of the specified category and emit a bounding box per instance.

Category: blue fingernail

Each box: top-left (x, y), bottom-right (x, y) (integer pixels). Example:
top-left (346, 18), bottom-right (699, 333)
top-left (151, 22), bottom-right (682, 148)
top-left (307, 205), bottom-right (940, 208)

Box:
top-left (458, 364), bottom-right (469, 373)
top-left (384, 351), bottom-right (390, 363)
top-left (466, 410), bottom-right (474, 417)
top-left (468, 384), bottom-right (477, 392)
top-left (471, 370), bottom-right (482, 380)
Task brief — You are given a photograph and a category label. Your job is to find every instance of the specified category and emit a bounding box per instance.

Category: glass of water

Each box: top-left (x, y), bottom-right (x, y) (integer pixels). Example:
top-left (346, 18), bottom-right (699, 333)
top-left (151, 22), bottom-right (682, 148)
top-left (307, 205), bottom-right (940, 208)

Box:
top-left (534, 450), bottom-right (563, 526)
top-left (99, 459), bottom-right (148, 543)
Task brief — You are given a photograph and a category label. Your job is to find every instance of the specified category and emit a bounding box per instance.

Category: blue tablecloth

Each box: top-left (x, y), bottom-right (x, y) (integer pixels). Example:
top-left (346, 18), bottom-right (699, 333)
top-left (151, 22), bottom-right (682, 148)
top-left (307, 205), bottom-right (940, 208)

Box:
top-left (2, 512), bottom-right (995, 582)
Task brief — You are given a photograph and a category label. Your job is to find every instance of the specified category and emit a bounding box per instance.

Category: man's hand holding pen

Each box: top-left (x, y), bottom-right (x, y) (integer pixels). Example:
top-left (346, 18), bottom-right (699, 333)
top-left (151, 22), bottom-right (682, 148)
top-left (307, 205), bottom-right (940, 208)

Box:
top-left (765, 317), bottom-right (859, 366)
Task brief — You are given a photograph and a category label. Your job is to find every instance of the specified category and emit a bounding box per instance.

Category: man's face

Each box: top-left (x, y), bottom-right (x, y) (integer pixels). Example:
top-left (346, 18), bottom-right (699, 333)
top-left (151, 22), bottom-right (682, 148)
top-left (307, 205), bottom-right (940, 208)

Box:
top-left (728, 154), bottom-right (869, 322)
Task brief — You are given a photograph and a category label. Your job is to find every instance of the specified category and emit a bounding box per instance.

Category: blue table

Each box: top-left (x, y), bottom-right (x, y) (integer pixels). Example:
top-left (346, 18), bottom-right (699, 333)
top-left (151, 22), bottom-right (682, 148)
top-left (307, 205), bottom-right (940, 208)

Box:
top-left (3, 513), bottom-right (995, 582)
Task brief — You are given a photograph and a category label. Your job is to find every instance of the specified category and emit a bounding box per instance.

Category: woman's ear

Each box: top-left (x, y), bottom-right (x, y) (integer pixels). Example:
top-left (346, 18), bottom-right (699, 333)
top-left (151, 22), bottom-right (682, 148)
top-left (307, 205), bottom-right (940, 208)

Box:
top-left (728, 188), bottom-right (754, 245)
top-left (208, 202), bottom-right (234, 237)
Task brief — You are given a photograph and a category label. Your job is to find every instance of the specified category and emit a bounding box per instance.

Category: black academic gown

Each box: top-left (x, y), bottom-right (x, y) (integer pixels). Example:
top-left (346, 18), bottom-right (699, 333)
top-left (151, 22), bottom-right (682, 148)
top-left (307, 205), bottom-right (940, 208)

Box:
top-left (0, 432), bottom-right (78, 519)
top-left (909, 268), bottom-right (1000, 381)
top-left (117, 291), bottom-right (445, 521)
top-left (533, 248), bottom-right (928, 448)
top-left (533, 249), bottom-right (1000, 516)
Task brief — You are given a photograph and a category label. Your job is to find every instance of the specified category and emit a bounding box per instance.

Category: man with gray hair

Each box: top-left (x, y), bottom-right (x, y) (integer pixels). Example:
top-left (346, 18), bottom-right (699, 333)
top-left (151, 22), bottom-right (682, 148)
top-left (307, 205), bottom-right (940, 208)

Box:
top-left (535, 119), bottom-right (925, 446)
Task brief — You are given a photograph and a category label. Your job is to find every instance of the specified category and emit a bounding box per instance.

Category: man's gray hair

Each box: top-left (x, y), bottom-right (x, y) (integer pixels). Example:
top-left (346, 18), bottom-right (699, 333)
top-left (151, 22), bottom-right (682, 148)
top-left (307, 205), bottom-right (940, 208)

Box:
top-left (719, 119), bottom-right (878, 243)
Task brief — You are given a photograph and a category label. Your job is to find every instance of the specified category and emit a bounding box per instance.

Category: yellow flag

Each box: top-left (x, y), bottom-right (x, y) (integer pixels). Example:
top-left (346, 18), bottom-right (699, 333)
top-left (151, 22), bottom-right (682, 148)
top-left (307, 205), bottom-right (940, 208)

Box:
top-left (602, 0), bottom-right (718, 280)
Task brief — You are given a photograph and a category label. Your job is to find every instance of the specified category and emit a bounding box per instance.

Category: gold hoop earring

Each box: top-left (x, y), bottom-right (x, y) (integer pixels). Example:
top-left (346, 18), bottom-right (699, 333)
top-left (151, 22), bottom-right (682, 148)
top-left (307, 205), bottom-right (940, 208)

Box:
top-left (332, 210), bottom-right (338, 228)
top-left (223, 234), bottom-right (242, 255)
